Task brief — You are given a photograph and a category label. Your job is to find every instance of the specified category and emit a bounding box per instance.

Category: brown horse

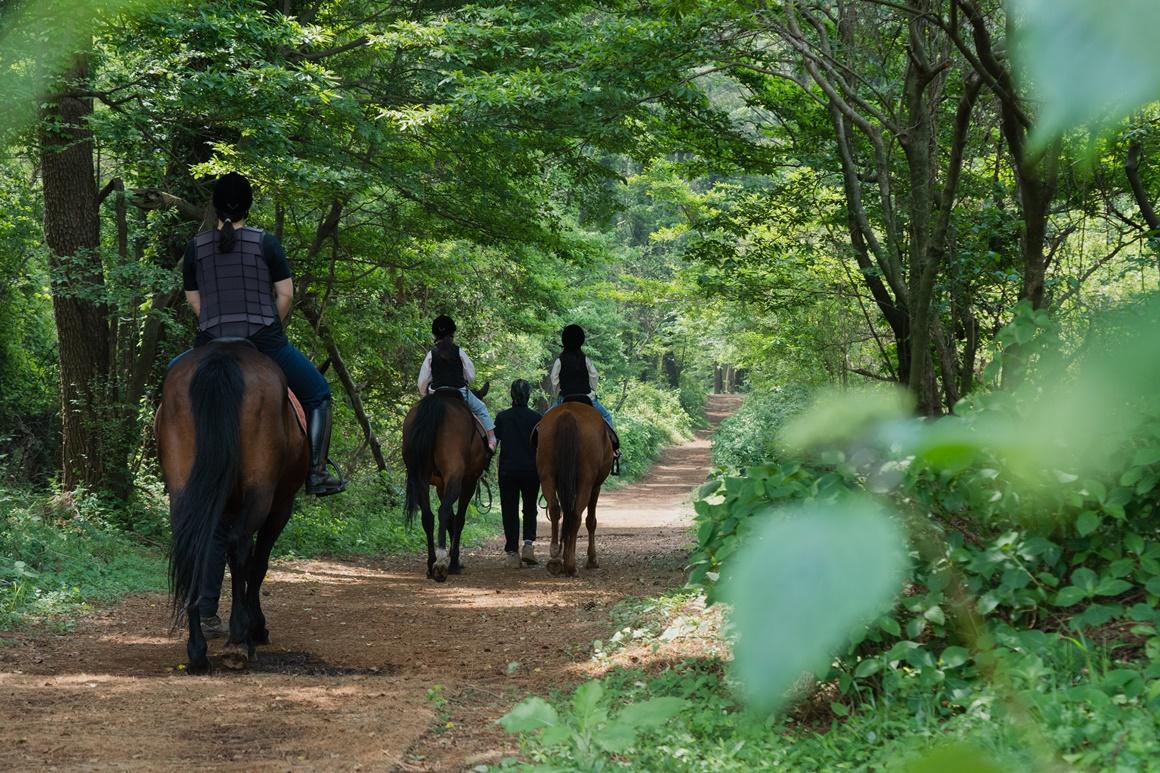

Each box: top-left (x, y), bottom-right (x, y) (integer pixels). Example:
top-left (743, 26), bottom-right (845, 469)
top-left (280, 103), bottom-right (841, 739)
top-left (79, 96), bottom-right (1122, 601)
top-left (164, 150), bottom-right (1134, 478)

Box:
top-left (156, 340), bottom-right (308, 673)
top-left (402, 386), bottom-right (490, 581)
top-left (536, 401), bottom-right (614, 576)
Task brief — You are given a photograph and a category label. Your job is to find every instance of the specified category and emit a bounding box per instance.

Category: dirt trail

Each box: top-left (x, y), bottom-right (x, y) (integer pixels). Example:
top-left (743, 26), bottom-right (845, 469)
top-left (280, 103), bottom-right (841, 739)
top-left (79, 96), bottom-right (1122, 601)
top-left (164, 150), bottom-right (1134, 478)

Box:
top-left (0, 394), bottom-right (743, 772)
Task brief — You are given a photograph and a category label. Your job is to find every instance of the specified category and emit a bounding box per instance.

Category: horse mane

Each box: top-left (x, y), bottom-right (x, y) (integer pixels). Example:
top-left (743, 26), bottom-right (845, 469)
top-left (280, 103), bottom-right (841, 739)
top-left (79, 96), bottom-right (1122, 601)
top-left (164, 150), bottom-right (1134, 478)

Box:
top-left (168, 348), bottom-right (245, 624)
top-left (402, 393), bottom-right (448, 527)
top-left (552, 410), bottom-right (581, 537)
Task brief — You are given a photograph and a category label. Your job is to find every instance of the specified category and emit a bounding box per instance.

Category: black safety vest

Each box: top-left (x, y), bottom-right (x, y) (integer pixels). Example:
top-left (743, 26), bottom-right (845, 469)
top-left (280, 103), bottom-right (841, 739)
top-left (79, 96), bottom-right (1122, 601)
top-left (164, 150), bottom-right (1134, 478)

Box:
top-left (430, 343), bottom-right (466, 389)
top-left (194, 227), bottom-right (278, 338)
top-left (558, 349), bottom-right (591, 395)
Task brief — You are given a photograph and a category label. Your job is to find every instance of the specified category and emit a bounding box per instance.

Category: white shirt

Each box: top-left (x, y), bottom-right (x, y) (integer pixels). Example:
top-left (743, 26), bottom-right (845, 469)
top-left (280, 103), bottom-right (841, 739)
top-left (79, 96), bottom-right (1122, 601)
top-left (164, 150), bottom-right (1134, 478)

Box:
top-left (417, 348), bottom-right (477, 396)
top-left (549, 355), bottom-right (599, 399)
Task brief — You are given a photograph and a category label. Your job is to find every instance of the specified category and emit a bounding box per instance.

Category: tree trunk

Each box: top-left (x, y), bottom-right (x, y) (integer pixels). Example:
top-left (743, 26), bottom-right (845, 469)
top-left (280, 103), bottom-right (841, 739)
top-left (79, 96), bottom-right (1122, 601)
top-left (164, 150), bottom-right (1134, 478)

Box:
top-left (40, 56), bottom-right (121, 493)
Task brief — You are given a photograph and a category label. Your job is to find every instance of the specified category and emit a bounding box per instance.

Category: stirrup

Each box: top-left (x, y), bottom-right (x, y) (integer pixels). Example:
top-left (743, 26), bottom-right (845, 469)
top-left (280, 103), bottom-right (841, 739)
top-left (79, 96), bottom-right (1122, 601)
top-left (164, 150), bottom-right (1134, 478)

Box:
top-left (611, 453), bottom-right (620, 477)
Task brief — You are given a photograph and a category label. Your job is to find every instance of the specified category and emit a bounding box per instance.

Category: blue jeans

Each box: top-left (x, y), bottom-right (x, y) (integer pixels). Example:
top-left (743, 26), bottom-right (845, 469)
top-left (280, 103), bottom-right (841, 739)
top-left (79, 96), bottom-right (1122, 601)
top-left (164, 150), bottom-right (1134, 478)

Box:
top-left (460, 387), bottom-right (495, 431)
top-left (168, 342), bottom-right (331, 411)
top-left (552, 396), bottom-right (614, 428)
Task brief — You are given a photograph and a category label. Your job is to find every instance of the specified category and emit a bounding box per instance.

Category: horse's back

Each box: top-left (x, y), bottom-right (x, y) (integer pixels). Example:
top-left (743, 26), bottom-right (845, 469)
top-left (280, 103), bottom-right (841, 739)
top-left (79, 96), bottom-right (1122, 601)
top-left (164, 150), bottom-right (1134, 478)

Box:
top-left (157, 342), bottom-right (306, 498)
top-left (536, 403), bottom-right (613, 485)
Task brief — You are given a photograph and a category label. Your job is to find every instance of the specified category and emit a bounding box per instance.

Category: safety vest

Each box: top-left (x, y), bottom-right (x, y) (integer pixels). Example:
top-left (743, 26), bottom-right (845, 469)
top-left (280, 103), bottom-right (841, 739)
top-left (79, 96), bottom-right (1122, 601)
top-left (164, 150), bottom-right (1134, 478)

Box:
top-left (193, 227), bottom-right (278, 338)
top-left (431, 343), bottom-right (467, 389)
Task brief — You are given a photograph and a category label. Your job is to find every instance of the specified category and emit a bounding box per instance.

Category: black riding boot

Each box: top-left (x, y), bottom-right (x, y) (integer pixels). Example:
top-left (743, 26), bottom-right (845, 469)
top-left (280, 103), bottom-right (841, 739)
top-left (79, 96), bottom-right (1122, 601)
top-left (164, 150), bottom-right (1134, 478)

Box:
top-left (306, 398), bottom-right (347, 496)
top-left (608, 426), bottom-right (621, 476)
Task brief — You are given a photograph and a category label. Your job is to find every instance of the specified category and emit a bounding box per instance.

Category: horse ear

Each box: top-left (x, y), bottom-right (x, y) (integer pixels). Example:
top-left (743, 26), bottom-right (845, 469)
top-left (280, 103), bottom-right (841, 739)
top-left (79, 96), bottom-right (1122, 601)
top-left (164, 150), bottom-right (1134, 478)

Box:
top-left (475, 381), bottom-right (490, 398)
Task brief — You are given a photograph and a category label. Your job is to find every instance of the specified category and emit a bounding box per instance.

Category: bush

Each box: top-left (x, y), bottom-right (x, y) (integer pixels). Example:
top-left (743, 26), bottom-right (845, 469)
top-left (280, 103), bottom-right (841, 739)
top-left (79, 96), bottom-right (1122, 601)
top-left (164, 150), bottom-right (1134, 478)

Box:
top-left (276, 473), bottom-right (502, 558)
top-left (612, 381), bottom-right (695, 482)
top-left (710, 385), bottom-right (811, 469)
top-left (0, 487), bottom-right (167, 629)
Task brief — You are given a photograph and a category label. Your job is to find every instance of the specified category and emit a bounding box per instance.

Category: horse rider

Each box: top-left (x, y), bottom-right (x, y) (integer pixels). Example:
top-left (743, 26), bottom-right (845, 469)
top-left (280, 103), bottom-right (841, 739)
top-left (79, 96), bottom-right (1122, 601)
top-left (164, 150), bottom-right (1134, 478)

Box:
top-left (494, 379), bottom-right (541, 568)
top-left (180, 172), bottom-right (346, 497)
top-left (417, 315), bottom-right (497, 452)
top-left (549, 324), bottom-right (620, 462)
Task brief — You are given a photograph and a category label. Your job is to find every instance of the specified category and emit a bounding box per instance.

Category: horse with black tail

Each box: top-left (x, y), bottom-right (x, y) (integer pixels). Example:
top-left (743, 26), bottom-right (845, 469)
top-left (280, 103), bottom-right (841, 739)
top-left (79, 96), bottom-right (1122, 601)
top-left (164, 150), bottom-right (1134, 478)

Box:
top-left (535, 400), bottom-right (614, 576)
top-left (402, 384), bottom-right (491, 581)
top-left (156, 340), bottom-right (308, 673)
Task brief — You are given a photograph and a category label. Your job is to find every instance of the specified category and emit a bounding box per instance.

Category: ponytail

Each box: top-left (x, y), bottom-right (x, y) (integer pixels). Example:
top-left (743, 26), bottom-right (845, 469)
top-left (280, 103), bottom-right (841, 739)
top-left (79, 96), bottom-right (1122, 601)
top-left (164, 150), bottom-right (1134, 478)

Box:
top-left (218, 218), bottom-right (236, 252)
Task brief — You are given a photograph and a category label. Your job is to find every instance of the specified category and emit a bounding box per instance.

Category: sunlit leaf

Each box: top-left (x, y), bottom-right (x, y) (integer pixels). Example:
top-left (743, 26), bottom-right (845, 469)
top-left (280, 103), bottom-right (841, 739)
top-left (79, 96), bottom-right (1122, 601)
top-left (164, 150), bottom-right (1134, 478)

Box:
top-left (498, 697), bottom-right (559, 733)
top-left (722, 497), bottom-right (908, 712)
top-left (1013, 0), bottom-right (1160, 147)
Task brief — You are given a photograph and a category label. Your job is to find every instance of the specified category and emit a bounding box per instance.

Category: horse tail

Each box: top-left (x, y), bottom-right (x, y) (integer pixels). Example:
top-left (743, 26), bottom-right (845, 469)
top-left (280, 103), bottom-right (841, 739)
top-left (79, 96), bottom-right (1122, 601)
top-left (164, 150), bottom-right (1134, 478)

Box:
top-left (403, 394), bottom-right (446, 527)
top-left (168, 349), bottom-right (244, 621)
top-left (553, 411), bottom-right (582, 537)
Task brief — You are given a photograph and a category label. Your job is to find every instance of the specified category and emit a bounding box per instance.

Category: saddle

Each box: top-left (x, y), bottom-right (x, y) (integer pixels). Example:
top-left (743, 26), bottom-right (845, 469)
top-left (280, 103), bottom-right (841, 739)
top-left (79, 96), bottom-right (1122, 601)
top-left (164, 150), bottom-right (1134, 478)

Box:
top-left (431, 387), bottom-right (491, 455)
top-left (562, 394), bottom-right (593, 406)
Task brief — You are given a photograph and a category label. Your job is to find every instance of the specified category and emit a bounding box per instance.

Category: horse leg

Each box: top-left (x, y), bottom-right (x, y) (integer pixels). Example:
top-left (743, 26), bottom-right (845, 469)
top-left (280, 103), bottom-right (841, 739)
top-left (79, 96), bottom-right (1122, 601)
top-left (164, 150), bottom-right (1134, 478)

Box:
top-left (586, 485), bottom-right (601, 570)
top-left (542, 478), bottom-right (565, 576)
top-left (449, 481), bottom-right (473, 575)
top-left (432, 478), bottom-right (462, 582)
top-left (185, 603), bottom-right (210, 675)
top-left (418, 485), bottom-right (438, 579)
top-left (561, 483), bottom-right (590, 577)
top-left (246, 504), bottom-right (292, 647)
top-left (221, 526), bottom-right (255, 671)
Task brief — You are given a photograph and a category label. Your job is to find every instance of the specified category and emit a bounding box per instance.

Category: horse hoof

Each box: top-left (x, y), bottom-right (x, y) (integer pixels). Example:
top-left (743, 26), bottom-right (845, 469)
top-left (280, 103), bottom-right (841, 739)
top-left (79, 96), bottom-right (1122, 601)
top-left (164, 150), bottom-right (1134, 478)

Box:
top-left (432, 562), bottom-right (449, 582)
top-left (566, 565), bottom-right (578, 577)
top-left (220, 644), bottom-right (249, 671)
top-left (252, 629), bottom-right (270, 646)
top-left (586, 560), bottom-right (599, 570)
top-left (186, 657), bottom-right (211, 676)
top-left (449, 564), bottom-right (464, 575)
top-left (546, 558), bottom-right (563, 576)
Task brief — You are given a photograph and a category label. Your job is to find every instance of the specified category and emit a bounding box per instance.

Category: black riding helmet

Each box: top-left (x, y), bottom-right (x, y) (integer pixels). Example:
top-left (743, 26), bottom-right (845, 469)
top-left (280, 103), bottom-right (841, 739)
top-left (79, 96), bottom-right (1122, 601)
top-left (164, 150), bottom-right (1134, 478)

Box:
top-left (432, 315), bottom-right (456, 339)
top-left (213, 172), bottom-right (252, 222)
top-left (510, 378), bottom-right (531, 407)
top-left (561, 324), bottom-right (585, 351)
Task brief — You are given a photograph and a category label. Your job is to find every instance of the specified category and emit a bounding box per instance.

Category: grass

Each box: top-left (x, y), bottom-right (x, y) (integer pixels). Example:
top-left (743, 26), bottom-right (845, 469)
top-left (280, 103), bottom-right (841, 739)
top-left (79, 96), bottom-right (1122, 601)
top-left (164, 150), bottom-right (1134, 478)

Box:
top-left (494, 588), bottom-right (1160, 772)
top-left (0, 474), bottom-right (503, 633)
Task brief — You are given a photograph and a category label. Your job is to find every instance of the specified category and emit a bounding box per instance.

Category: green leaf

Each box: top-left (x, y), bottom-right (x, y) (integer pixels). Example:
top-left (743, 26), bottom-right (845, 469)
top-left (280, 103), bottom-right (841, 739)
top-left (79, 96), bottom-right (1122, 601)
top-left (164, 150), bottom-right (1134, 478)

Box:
top-left (1145, 576), bottom-right (1160, 597)
top-left (1071, 567), bottom-right (1098, 594)
top-left (940, 646), bottom-right (970, 669)
top-left (1095, 577), bottom-right (1133, 597)
top-left (877, 615), bottom-right (901, 637)
top-left (854, 658), bottom-right (882, 678)
top-left (1075, 511), bottom-right (1100, 536)
top-left (594, 722), bottom-right (637, 753)
top-left (1054, 586), bottom-right (1087, 607)
top-left (615, 697), bottom-right (688, 729)
top-left (923, 606), bottom-right (946, 625)
top-left (905, 741), bottom-right (1005, 773)
top-left (499, 697), bottom-right (560, 734)
top-left (571, 680), bottom-right (604, 720)
top-left (723, 497), bottom-right (907, 712)
top-left (1014, 0), bottom-right (1160, 145)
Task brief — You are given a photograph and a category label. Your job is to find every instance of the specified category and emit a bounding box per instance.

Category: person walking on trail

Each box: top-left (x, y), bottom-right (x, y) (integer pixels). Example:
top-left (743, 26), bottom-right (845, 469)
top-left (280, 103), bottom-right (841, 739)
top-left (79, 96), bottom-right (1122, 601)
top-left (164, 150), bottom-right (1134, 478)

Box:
top-left (176, 172), bottom-right (346, 636)
top-left (548, 324), bottom-right (620, 462)
top-left (417, 314), bottom-right (497, 452)
top-left (494, 379), bottom-right (542, 568)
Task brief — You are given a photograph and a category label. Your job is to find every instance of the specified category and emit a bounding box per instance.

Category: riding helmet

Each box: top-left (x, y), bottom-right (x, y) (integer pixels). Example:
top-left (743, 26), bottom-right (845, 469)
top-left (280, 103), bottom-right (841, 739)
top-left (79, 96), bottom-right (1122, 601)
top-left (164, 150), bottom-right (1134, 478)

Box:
top-left (213, 172), bottom-right (253, 221)
top-left (432, 315), bottom-right (457, 339)
top-left (561, 324), bottom-right (585, 351)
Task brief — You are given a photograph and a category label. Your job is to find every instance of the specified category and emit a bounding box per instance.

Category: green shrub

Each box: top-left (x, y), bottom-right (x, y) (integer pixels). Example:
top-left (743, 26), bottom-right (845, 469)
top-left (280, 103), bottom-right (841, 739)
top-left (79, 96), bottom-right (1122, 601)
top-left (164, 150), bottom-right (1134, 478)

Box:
top-left (276, 473), bottom-right (502, 558)
top-left (710, 385), bottom-right (811, 469)
top-left (0, 487), bottom-right (167, 629)
top-left (611, 381), bottom-right (695, 482)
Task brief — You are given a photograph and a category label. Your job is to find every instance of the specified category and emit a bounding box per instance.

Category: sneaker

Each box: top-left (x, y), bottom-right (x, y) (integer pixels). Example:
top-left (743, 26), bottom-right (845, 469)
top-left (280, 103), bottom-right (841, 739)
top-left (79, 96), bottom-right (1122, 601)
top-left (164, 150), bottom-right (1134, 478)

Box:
top-left (505, 551), bottom-right (522, 569)
top-left (200, 614), bottom-right (225, 639)
top-left (521, 543), bottom-right (538, 565)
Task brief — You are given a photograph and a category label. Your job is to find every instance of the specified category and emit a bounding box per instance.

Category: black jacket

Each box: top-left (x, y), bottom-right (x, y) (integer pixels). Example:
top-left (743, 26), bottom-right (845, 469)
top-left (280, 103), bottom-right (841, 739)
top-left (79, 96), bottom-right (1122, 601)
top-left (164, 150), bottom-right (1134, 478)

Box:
top-left (495, 405), bottom-right (542, 475)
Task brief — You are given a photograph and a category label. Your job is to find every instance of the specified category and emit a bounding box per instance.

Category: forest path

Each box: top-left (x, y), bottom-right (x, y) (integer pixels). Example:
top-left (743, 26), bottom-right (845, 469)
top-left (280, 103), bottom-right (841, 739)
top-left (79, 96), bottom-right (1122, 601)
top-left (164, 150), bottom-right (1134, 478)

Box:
top-left (0, 394), bottom-right (742, 772)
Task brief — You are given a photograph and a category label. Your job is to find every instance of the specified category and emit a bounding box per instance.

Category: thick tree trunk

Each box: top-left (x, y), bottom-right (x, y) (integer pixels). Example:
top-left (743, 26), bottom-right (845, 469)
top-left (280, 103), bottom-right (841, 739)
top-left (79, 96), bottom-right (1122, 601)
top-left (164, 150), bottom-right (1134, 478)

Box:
top-left (40, 57), bottom-right (121, 493)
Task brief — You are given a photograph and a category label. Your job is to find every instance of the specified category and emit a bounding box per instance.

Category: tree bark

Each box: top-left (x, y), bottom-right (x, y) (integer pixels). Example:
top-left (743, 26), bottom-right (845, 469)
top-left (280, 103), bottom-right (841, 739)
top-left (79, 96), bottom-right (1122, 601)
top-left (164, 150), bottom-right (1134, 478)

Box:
top-left (40, 56), bottom-right (120, 493)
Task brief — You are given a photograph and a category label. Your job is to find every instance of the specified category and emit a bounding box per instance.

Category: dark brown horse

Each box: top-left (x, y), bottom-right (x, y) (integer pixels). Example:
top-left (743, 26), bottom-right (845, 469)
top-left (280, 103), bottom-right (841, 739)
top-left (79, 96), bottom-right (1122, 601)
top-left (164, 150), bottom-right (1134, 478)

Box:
top-left (536, 401), bottom-right (614, 576)
top-left (402, 386), bottom-right (490, 581)
top-left (156, 340), bottom-right (308, 673)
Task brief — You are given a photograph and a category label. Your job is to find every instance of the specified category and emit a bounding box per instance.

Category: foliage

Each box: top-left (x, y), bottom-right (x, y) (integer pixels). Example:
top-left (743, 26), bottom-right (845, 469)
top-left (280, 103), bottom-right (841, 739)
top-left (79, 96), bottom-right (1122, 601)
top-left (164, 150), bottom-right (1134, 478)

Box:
top-left (275, 475), bottom-right (501, 559)
top-left (499, 677), bottom-right (687, 773)
top-left (0, 486), bottom-right (167, 630)
top-left (610, 382), bottom-right (695, 483)
top-left (709, 386), bottom-right (811, 469)
top-left (498, 650), bottom-right (1159, 772)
